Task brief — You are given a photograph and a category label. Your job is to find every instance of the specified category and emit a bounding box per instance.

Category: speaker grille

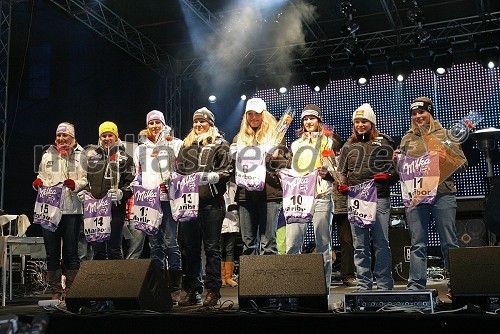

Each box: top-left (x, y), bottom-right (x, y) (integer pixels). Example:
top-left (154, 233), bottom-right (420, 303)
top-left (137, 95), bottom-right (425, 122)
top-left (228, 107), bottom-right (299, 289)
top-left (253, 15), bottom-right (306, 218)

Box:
top-left (238, 254), bottom-right (328, 312)
top-left (456, 219), bottom-right (489, 247)
top-left (65, 259), bottom-right (172, 312)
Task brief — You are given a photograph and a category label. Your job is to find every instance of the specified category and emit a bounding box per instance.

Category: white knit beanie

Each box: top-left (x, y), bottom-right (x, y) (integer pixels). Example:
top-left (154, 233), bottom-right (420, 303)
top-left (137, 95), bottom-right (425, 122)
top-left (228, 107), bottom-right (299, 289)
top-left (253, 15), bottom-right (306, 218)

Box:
top-left (352, 103), bottom-right (376, 125)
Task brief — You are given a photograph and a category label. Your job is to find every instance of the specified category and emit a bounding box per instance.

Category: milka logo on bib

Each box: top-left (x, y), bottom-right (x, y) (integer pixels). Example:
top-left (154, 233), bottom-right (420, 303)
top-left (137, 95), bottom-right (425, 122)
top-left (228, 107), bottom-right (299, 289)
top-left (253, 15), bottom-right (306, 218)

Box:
top-left (135, 189), bottom-right (158, 204)
top-left (351, 182), bottom-right (371, 200)
top-left (175, 174), bottom-right (197, 191)
top-left (85, 201), bottom-right (109, 215)
top-left (38, 187), bottom-right (59, 204)
top-left (402, 155), bottom-right (430, 174)
top-left (38, 187), bottom-right (57, 198)
top-left (283, 177), bottom-right (309, 192)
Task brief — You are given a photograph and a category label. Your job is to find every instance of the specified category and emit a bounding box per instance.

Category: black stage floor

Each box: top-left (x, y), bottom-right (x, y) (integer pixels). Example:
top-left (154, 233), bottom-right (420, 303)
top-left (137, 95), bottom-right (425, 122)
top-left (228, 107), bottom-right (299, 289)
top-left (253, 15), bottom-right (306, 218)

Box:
top-left (2, 279), bottom-right (500, 333)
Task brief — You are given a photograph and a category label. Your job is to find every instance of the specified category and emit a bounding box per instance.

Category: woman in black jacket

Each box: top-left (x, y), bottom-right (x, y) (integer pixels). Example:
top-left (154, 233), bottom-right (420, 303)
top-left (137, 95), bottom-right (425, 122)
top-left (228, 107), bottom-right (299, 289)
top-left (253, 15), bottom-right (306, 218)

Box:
top-left (175, 107), bottom-right (232, 307)
top-left (80, 121), bottom-right (134, 260)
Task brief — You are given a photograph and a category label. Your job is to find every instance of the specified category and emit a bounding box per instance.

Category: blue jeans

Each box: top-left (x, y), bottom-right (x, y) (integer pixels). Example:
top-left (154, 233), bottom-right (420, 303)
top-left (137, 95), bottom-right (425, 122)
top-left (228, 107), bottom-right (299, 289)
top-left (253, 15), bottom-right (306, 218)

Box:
top-left (124, 221), bottom-right (146, 259)
top-left (351, 197), bottom-right (393, 290)
top-left (42, 214), bottom-right (81, 271)
top-left (239, 201), bottom-right (279, 255)
top-left (92, 208), bottom-right (125, 260)
top-left (286, 196), bottom-right (333, 292)
top-left (406, 193), bottom-right (459, 290)
top-left (181, 199), bottom-right (223, 297)
top-left (148, 201), bottom-right (181, 270)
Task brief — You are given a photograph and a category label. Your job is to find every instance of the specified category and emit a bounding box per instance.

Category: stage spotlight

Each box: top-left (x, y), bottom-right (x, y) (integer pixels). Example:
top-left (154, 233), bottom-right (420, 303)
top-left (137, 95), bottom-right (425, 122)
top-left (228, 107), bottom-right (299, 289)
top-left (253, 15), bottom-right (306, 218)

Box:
top-left (389, 58), bottom-right (413, 82)
top-left (341, 20), bottom-right (359, 35)
top-left (339, 1), bottom-right (353, 16)
top-left (208, 95), bottom-right (217, 103)
top-left (307, 70), bottom-right (330, 92)
top-left (431, 51), bottom-right (453, 76)
top-left (241, 94), bottom-right (247, 101)
top-left (478, 46), bottom-right (499, 69)
top-left (351, 63), bottom-right (371, 86)
top-left (407, 6), bottom-right (424, 24)
top-left (410, 27), bottom-right (431, 45)
top-left (278, 86), bottom-right (288, 94)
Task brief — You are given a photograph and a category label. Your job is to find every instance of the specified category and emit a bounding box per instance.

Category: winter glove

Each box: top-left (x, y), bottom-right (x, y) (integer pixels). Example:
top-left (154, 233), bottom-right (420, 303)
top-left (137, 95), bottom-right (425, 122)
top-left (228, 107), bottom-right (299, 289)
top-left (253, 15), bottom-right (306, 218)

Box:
top-left (77, 191), bottom-right (86, 203)
top-left (107, 188), bottom-right (123, 202)
top-left (198, 174), bottom-right (208, 185)
top-left (337, 184), bottom-right (349, 195)
top-left (159, 183), bottom-right (168, 193)
top-left (373, 173), bottom-right (390, 184)
top-left (63, 179), bottom-right (76, 191)
top-left (207, 172), bottom-right (219, 185)
top-left (317, 166), bottom-right (329, 179)
top-left (130, 175), bottom-right (142, 188)
top-left (32, 178), bottom-right (43, 191)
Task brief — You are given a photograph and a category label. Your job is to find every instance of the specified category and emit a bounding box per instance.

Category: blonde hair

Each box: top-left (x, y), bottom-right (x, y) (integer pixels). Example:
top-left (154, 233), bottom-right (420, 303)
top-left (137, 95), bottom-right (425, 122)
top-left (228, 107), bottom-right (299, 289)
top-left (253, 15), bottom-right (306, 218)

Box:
top-left (236, 109), bottom-right (277, 146)
top-left (183, 126), bottom-right (221, 147)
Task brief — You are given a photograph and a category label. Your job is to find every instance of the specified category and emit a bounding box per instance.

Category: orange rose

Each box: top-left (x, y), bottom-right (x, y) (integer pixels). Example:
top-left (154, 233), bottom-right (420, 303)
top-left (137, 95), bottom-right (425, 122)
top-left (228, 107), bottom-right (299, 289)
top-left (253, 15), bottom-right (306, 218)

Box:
top-left (322, 149), bottom-right (334, 157)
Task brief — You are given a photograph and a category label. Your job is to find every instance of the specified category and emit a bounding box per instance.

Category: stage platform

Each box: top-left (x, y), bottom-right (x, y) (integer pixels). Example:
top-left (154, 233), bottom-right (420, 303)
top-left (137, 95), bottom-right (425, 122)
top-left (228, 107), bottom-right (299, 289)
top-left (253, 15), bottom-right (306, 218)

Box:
top-left (2, 279), bottom-right (499, 333)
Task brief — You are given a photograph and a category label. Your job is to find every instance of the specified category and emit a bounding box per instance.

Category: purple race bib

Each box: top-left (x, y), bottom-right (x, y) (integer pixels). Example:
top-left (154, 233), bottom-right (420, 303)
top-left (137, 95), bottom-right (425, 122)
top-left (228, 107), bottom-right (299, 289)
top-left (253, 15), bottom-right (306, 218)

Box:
top-left (279, 169), bottom-right (317, 223)
top-left (33, 183), bottom-right (64, 232)
top-left (82, 191), bottom-right (112, 242)
top-left (132, 185), bottom-right (163, 236)
top-left (169, 172), bottom-right (200, 222)
top-left (347, 180), bottom-right (378, 229)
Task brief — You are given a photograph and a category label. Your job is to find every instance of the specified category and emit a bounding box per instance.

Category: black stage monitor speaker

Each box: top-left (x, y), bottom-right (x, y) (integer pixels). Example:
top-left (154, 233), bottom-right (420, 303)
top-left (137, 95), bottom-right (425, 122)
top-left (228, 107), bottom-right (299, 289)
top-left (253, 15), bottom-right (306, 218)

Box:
top-left (238, 253), bottom-right (328, 312)
top-left (65, 259), bottom-right (172, 313)
top-left (449, 246), bottom-right (500, 311)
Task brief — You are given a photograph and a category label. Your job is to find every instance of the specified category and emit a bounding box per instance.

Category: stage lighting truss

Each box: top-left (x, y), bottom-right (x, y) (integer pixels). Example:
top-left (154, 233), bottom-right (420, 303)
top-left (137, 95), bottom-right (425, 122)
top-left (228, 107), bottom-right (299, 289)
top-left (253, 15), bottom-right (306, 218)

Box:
top-left (388, 58), bottom-right (413, 82)
top-left (431, 50), bottom-right (453, 76)
top-left (477, 46), bottom-right (500, 69)
top-left (307, 70), bottom-right (330, 92)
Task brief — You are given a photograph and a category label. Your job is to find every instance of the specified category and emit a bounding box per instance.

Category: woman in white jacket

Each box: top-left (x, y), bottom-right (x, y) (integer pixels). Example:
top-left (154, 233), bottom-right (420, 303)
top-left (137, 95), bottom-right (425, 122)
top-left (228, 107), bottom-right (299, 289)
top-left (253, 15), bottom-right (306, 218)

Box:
top-left (32, 122), bottom-right (87, 300)
top-left (133, 110), bottom-right (184, 303)
top-left (286, 104), bottom-right (335, 293)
